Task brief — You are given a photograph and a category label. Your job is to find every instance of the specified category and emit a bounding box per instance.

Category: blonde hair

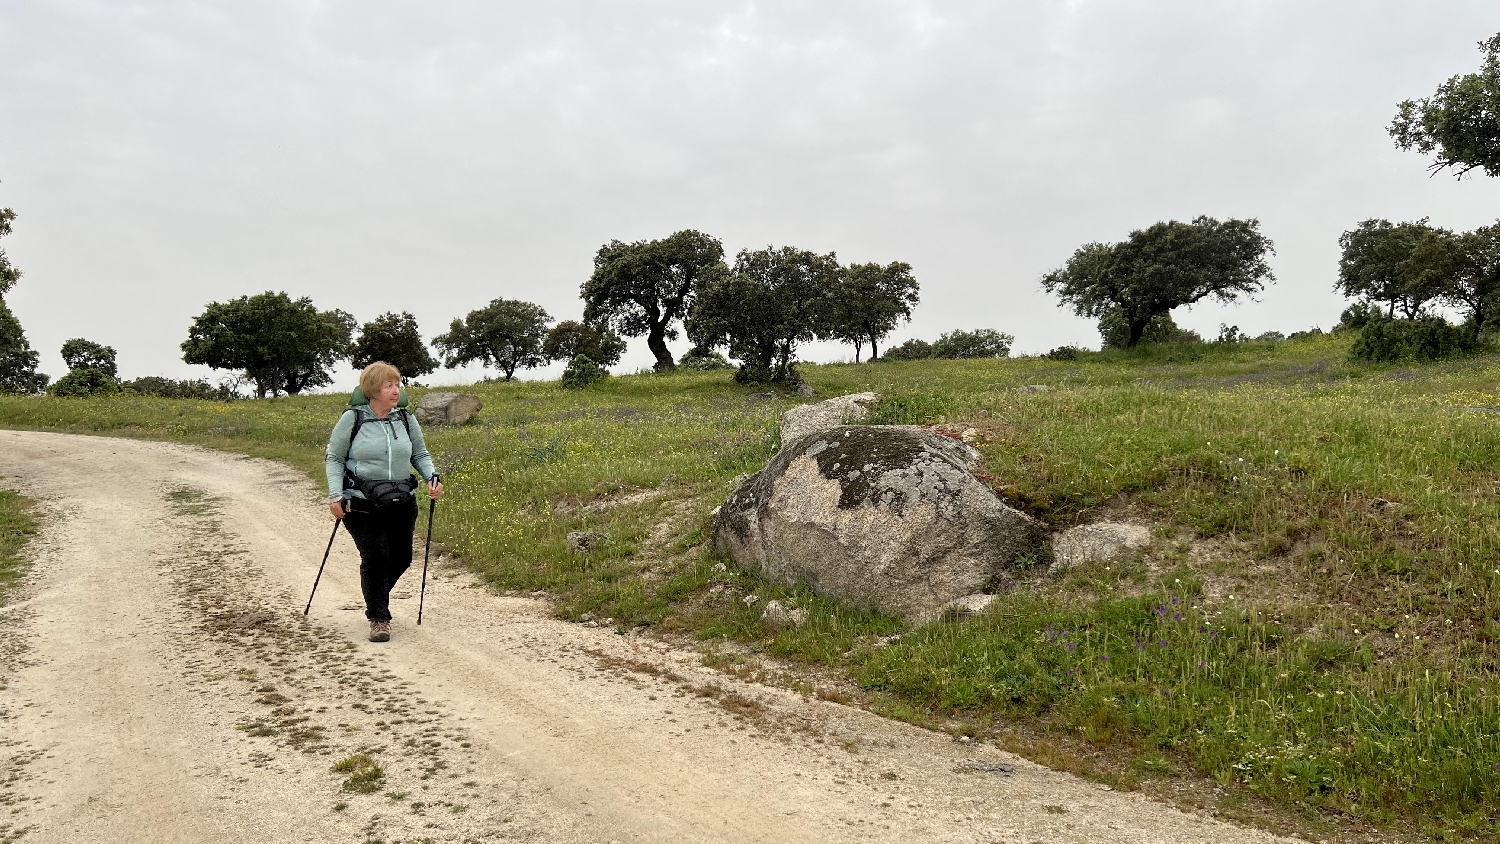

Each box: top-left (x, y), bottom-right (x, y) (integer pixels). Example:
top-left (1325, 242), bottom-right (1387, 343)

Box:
top-left (359, 362), bottom-right (402, 400)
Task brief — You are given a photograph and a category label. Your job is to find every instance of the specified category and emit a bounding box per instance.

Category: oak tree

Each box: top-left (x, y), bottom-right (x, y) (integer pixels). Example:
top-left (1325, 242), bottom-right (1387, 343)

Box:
top-left (349, 311), bottom-right (439, 380)
top-left (432, 298), bottom-right (551, 381)
top-left (181, 292), bottom-right (354, 398)
top-left (1391, 33), bottom-right (1500, 178)
top-left (1041, 216), bottom-right (1275, 349)
top-left (582, 230), bottom-right (726, 371)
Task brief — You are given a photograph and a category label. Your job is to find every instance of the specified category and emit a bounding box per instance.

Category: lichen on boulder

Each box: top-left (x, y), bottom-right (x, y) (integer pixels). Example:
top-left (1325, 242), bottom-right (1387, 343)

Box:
top-left (713, 425), bottom-right (1047, 620)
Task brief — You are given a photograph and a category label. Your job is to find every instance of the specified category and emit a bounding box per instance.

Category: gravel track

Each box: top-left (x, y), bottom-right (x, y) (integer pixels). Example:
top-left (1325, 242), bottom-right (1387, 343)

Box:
top-left (0, 430), bottom-right (1296, 844)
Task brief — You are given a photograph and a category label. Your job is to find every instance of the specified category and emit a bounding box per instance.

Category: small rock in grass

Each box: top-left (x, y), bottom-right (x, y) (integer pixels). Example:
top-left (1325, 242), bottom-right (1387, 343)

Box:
top-left (761, 600), bottom-right (807, 627)
top-left (796, 382), bottom-right (818, 397)
top-left (711, 562), bottom-right (728, 574)
top-left (660, 473), bottom-right (678, 486)
top-left (1050, 522), bottom-right (1151, 572)
top-left (742, 594), bottom-right (760, 608)
top-left (748, 392), bottom-right (775, 402)
top-left (942, 593), bottom-right (997, 617)
top-left (1016, 384), bottom-right (1050, 393)
top-left (779, 392), bottom-right (879, 444)
top-left (566, 531), bottom-right (597, 554)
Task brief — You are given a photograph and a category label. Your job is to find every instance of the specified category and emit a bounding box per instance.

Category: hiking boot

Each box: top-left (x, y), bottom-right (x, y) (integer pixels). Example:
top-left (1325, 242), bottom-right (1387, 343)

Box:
top-left (369, 620), bottom-right (391, 643)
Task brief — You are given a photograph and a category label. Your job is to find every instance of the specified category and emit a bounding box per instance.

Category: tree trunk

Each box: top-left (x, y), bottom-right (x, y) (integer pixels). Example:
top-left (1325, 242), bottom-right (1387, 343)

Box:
top-left (869, 335), bottom-right (879, 360)
top-left (1126, 317), bottom-right (1149, 349)
top-left (853, 338), bottom-right (863, 363)
top-left (646, 321), bottom-right (675, 371)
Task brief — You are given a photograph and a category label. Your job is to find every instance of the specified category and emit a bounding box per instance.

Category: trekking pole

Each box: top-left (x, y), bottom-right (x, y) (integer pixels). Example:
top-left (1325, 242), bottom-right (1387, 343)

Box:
top-left (418, 475), bottom-right (438, 625)
top-left (304, 516), bottom-right (341, 615)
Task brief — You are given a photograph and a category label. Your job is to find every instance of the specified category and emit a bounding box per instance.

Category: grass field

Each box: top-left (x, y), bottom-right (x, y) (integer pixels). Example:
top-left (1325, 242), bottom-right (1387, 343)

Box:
top-left (3, 332), bottom-right (1500, 840)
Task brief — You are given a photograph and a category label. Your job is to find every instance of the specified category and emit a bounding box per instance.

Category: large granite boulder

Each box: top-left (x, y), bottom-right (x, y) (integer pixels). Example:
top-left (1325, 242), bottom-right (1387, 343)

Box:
top-left (780, 392), bottom-right (879, 444)
top-left (415, 392), bottom-right (483, 426)
top-left (713, 425), bottom-right (1047, 620)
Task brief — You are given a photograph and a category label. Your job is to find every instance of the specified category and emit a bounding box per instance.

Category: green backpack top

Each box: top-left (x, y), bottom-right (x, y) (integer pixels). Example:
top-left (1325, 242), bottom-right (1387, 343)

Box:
top-left (347, 385), bottom-right (410, 408)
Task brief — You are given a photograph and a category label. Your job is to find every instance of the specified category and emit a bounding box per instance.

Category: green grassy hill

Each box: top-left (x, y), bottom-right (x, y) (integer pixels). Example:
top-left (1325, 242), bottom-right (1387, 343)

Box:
top-left (3, 332), bottom-right (1499, 840)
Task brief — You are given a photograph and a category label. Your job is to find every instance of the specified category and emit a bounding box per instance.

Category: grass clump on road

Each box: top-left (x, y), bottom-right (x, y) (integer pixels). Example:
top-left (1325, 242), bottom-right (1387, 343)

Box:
top-left (332, 752), bottom-right (384, 793)
top-left (7, 333), bottom-right (1500, 838)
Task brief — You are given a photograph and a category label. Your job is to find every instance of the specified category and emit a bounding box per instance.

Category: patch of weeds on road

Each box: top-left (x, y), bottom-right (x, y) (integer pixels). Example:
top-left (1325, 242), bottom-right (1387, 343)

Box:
top-left (332, 752), bottom-right (385, 793)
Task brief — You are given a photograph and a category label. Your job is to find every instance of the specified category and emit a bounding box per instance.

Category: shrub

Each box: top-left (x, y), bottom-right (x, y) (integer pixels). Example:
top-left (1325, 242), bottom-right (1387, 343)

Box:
top-left (1100, 309), bottom-right (1201, 349)
top-left (1046, 345), bottom-right (1082, 361)
top-left (1215, 324), bottom-right (1248, 344)
top-left (932, 328), bottom-right (1013, 359)
top-left (121, 376), bottom-right (239, 401)
top-left (1349, 315), bottom-right (1481, 362)
top-left (881, 338), bottom-right (933, 361)
top-left (678, 347), bottom-right (732, 371)
top-left (49, 368), bottom-right (118, 397)
top-left (1335, 302), bottom-right (1384, 333)
top-left (1287, 327), bottom-right (1324, 341)
top-left (560, 354), bottom-right (608, 389)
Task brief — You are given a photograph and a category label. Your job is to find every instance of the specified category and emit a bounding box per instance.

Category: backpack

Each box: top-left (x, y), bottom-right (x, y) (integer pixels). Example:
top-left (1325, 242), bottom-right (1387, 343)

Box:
top-left (340, 386), bottom-right (416, 506)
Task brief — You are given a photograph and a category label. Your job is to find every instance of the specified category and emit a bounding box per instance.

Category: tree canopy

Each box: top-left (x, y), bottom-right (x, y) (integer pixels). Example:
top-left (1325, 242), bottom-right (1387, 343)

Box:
top-left (1336, 219), bottom-right (1453, 320)
top-left (582, 230), bottom-right (726, 371)
top-left (349, 311), bottom-right (439, 380)
top-left (931, 328), bottom-right (1013, 359)
top-left (1443, 222), bottom-right (1500, 332)
top-left (181, 291), bottom-right (354, 398)
top-left (50, 338), bottom-right (121, 397)
top-left (686, 246), bottom-right (839, 383)
top-left (1041, 216), bottom-right (1275, 349)
top-left (432, 298), bottom-right (551, 381)
top-left (60, 338), bottom-right (118, 377)
top-left (0, 300), bottom-right (46, 394)
top-left (542, 320), bottom-right (627, 368)
top-left (826, 261), bottom-right (920, 361)
top-left (0, 192), bottom-right (47, 394)
top-left (0, 206), bottom-right (19, 296)
top-left (1390, 33), bottom-right (1500, 178)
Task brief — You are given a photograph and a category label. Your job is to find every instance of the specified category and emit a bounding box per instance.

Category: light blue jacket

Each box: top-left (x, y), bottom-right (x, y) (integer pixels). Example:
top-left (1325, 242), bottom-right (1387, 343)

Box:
top-left (324, 390), bottom-right (438, 502)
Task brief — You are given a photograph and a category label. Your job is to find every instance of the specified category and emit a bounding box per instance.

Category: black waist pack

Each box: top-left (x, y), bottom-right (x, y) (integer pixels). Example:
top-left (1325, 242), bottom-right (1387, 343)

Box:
top-left (348, 475), bottom-right (418, 508)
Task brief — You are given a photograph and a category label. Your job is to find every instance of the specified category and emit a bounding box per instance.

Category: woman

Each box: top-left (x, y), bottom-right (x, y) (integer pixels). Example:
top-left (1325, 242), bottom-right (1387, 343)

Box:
top-left (326, 362), bottom-right (444, 642)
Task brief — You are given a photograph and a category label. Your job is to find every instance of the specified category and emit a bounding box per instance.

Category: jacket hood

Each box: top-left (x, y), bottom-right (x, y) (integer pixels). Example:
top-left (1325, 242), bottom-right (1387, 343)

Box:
top-left (348, 386), bottom-right (410, 409)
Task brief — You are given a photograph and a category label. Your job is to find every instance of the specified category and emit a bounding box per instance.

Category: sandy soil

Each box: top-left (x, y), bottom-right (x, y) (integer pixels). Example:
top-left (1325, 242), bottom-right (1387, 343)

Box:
top-left (0, 429), bottom-right (1299, 844)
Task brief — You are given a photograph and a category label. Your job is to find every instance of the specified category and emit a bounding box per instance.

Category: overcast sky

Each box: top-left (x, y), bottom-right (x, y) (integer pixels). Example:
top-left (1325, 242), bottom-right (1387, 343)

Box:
top-left (3, 1), bottom-right (1499, 389)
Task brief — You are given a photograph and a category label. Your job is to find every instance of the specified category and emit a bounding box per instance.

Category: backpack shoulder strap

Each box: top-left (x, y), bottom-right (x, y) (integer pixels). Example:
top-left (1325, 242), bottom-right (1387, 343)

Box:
top-left (396, 408), bottom-right (413, 441)
top-left (345, 408), bottom-right (365, 454)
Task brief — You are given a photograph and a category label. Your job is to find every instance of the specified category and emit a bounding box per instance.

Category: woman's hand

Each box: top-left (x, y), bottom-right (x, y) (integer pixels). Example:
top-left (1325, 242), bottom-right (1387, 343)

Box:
top-left (329, 499), bottom-right (347, 520)
top-left (429, 479), bottom-right (444, 500)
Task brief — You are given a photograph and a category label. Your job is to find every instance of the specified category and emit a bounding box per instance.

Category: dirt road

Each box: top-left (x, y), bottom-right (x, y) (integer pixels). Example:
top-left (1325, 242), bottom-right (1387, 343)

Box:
top-left (0, 430), bottom-right (1296, 843)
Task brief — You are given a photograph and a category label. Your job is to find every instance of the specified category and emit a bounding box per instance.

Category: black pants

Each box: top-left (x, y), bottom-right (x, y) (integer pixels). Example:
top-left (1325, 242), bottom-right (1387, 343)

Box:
top-left (342, 497), bottom-right (419, 622)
